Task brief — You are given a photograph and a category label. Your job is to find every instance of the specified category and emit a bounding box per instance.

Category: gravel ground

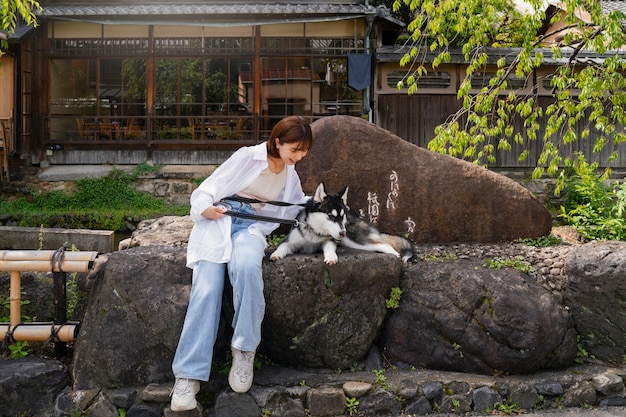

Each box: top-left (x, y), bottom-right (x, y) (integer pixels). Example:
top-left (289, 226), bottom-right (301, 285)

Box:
top-left (412, 235), bottom-right (575, 301)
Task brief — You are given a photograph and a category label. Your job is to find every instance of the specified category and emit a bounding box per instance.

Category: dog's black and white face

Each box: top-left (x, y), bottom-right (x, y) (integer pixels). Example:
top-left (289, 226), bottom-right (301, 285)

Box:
top-left (306, 183), bottom-right (349, 241)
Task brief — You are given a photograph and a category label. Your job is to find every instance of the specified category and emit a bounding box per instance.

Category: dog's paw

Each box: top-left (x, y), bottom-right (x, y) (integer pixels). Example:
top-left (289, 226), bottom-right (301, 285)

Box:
top-left (324, 253), bottom-right (338, 266)
top-left (270, 252), bottom-right (285, 261)
top-left (269, 249), bottom-right (285, 262)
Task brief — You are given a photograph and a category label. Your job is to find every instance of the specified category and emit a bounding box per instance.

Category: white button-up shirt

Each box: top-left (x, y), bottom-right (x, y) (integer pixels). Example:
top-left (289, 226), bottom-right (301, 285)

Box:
top-left (186, 142), bottom-right (307, 268)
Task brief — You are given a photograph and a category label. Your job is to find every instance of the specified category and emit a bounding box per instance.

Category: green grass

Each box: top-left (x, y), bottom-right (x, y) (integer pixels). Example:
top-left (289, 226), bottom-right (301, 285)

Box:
top-left (0, 166), bottom-right (189, 231)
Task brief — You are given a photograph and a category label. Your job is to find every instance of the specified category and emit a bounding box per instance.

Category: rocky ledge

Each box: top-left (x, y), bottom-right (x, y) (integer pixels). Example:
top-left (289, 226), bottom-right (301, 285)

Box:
top-left (8, 226), bottom-right (626, 417)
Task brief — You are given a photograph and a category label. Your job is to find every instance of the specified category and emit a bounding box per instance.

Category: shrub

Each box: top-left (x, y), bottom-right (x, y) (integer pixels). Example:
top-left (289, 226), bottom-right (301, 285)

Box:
top-left (0, 166), bottom-right (189, 231)
top-left (559, 154), bottom-right (626, 241)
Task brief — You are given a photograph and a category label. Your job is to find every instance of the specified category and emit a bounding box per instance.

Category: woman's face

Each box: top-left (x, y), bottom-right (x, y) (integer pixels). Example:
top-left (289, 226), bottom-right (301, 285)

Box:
top-left (276, 138), bottom-right (308, 165)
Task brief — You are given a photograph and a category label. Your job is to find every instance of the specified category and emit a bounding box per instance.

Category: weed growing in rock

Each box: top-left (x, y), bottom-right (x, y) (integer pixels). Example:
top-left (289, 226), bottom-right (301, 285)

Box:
top-left (350, 361), bottom-right (364, 372)
top-left (488, 398), bottom-right (522, 415)
top-left (534, 394), bottom-right (546, 410)
top-left (451, 397), bottom-right (461, 413)
top-left (133, 161), bottom-right (162, 176)
top-left (452, 342), bottom-right (464, 358)
top-left (575, 334), bottom-right (591, 364)
top-left (345, 397), bottom-right (359, 416)
top-left (8, 341), bottom-right (31, 359)
top-left (483, 256), bottom-right (535, 274)
top-left (385, 287), bottom-right (402, 310)
top-left (373, 369), bottom-right (392, 391)
top-left (423, 253), bottom-right (457, 262)
top-left (514, 235), bottom-right (563, 247)
top-left (552, 395), bottom-right (566, 409)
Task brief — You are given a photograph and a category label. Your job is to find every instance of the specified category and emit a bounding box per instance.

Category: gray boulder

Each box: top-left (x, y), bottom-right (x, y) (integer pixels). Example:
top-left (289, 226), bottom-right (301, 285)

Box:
top-left (261, 249), bottom-right (401, 368)
top-left (298, 115), bottom-right (552, 243)
top-left (379, 259), bottom-right (577, 374)
top-left (564, 241), bottom-right (626, 363)
top-left (118, 215), bottom-right (192, 250)
top-left (72, 245), bottom-right (191, 389)
top-left (0, 357), bottom-right (68, 416)
top-left (71, 245), bottom-right (400, 389)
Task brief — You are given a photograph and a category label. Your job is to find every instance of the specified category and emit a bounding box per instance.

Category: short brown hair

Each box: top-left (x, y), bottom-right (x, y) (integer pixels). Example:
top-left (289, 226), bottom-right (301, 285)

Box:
top-left (267, 116), bottom-right (313, 158)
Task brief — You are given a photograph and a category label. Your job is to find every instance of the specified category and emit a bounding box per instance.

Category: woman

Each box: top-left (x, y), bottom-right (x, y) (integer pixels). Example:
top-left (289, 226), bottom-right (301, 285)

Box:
top-left (170, 116), bottom-right (313, 411)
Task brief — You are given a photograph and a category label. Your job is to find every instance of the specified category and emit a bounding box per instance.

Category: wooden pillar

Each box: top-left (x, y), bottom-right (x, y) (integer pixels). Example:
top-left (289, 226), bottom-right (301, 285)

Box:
top-left (254, 25), bottom-right (262, 137)
top-left (146, 25), bottom-right (155, 141)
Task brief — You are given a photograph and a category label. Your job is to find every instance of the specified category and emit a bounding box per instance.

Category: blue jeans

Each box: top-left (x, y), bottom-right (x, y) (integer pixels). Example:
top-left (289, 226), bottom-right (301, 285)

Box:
top-left (172, 200), bottom-right (266, 381)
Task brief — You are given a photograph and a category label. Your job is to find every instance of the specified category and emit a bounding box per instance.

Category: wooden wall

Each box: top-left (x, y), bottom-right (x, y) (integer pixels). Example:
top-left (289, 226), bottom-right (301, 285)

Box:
top-left (377, 94), bottom-right (626, 169)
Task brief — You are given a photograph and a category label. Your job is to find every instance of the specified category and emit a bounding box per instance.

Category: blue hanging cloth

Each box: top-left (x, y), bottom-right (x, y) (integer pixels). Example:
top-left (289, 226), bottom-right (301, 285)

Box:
top-left (348, 54), bottom-right (371, 91)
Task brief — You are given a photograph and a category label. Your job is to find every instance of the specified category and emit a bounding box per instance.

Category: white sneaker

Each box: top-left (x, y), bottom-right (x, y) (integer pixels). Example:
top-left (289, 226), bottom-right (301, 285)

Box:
top-left (170, 378), bottom-right (200, 411)
top-left (228, 347), bottom-right (255, 393)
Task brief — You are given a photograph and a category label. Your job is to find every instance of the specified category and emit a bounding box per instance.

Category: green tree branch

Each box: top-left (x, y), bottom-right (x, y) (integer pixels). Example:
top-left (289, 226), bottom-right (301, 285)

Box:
top-left (392, 0), bottom-right (626, 184)
top-left (1, 0), bottom-right (41, 52)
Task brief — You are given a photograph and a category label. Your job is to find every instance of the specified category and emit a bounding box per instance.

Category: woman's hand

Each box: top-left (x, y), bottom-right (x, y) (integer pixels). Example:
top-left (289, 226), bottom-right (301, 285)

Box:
top-left (201, 205), bottom-right (228, 220)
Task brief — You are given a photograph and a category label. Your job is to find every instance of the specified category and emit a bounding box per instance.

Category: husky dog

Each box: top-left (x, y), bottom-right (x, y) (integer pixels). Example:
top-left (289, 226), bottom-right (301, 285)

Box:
top-left (270, 183), bottom-right (414, 265)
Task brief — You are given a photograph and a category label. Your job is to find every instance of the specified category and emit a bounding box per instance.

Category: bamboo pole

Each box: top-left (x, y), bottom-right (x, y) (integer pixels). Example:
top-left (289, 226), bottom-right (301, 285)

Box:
top-left (0, 250), bottom-right (98, 272)
top-left (0, 324), bottom-right (78, 342)
top-left (0, 250), bottom-right (98, 350)
top-left (0, 260), bottom-right (94, 272)
top-left (0, 250), bottom-right (98, 262)
top-left (10, 271), bottom-right (20, 327)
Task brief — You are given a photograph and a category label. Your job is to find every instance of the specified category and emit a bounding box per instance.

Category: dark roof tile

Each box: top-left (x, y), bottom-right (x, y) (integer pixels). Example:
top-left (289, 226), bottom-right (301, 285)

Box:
top-left (40, 3), bottom-right (372, 17)
top-left (602, 0), bottom-right (626, 15)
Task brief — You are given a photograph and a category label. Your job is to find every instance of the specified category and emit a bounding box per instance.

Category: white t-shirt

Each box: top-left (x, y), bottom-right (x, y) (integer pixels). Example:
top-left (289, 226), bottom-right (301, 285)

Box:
top-left (238, 166), bottom-right (287, 211)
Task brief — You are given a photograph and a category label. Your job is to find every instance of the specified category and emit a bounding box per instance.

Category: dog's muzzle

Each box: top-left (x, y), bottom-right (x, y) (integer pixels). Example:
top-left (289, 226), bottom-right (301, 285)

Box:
top-left (333, 230), bottom-right (346, 242)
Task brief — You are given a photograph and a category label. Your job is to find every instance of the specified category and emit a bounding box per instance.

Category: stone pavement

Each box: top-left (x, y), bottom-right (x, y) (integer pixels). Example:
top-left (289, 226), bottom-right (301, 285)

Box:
top-left (5, 349), bottom-right (626, 416)
top-left (518, 407), bottom-right (626, 416)
top-left (151, 363), bottom-right (626, 417)
top-left (424, 407), bottom-right (626, 416)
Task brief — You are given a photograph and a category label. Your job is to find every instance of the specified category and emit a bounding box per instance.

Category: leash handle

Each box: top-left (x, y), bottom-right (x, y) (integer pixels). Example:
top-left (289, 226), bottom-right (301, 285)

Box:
top-left (223, 209), bottom-right (298, 226)
top-left (218, 196), bottom-right (304, 226)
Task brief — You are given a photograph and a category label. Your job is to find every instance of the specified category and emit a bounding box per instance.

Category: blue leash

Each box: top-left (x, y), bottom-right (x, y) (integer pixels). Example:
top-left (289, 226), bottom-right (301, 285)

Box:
top-left (219, 196), bottom-right (306, 226)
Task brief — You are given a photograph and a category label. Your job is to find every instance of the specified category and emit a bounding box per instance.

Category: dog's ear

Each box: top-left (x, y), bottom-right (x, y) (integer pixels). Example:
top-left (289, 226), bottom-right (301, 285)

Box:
top-left (338, 185), bottom-right (349, 206)
top-left (313, 182), bottom-right (327, 202)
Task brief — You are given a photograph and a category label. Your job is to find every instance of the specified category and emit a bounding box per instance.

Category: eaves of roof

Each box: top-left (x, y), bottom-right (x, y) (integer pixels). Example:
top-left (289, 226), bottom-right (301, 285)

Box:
top-left (602, 0), bottom-right (626, 15)
top-left (40, 2), bottom-right (377, 19)
top-left (38, 3), bottom-right (384, 25)
top-left (7, 19), bottom-right (37, 41)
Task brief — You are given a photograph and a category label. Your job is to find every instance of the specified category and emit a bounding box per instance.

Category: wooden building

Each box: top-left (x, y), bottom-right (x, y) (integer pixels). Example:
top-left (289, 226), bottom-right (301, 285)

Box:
top-left (0, 0), bottom-right (402, 173)
top-left (1, 0), bottom-right (625, 179)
